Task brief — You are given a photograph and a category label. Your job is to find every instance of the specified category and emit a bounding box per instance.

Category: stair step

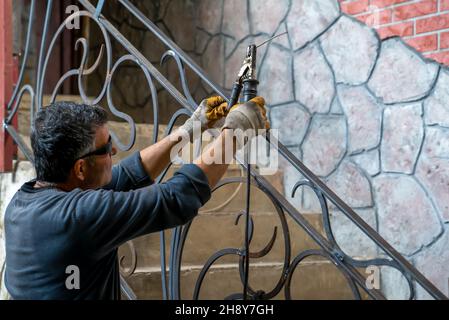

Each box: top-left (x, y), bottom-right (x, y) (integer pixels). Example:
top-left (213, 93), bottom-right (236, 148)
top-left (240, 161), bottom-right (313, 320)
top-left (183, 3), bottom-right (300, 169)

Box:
top-left (123, 261), bottom-right (369, 300)
top-left (118, 213), bottom-right (325, 269)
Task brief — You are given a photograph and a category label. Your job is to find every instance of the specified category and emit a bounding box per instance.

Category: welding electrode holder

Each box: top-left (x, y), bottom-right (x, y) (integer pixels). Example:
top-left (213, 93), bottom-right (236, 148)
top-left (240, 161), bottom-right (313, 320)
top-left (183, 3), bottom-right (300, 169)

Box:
top-left (241, 44), bottom-right (258, 103)
top-left (242, 78), bottom-right (259, 103)
top-left (228, 32), bottom-right (288, 108)
top-left (228, 44), bottom-right (259, 107)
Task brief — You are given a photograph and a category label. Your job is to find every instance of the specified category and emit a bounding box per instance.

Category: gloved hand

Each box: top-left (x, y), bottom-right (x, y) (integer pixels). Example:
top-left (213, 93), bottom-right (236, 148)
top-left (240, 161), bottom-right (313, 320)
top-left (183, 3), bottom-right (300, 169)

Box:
top-left (180, 96), bottom-right (228, 141)
top-left (222, 96), bottom-right (270, 149)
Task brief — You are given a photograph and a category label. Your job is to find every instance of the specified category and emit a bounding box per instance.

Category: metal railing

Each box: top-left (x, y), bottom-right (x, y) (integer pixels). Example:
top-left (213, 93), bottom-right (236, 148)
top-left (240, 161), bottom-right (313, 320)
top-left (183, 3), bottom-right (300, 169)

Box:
top-left (3, 0), bottom-right (447, 300)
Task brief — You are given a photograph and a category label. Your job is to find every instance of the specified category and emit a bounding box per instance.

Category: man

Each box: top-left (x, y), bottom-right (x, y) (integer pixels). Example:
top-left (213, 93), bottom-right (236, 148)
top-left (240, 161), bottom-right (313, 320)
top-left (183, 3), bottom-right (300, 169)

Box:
top-left (3, 96), bottom-right (269, 299)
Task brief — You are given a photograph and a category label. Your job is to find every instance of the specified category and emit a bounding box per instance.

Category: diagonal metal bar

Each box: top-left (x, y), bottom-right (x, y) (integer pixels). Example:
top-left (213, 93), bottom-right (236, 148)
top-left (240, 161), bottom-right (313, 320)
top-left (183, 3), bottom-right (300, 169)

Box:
top-left (3, 124), bottom-right (33, 163)
top-left (272, 138), bottom-right (447, 300)
top-left (77, 0), bottom-right (194, 113)
top-left (120, 274), bottom-right (137, 300)
top-left (251, 170), bottom-right (387, 300)
top-left (7, 0), bottom-right (34, 111)
top-left (117, 0), bottom-right (230, 100)
top-left (36, 0), bottom-right (53, 111)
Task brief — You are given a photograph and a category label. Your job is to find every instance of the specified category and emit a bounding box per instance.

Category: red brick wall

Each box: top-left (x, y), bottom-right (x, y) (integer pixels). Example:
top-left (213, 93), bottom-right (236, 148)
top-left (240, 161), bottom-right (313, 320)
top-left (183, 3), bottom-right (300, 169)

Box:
top-left (0, 0), bottom-right (14, 172)
top-left (339, 0), bottom-right (449, 65)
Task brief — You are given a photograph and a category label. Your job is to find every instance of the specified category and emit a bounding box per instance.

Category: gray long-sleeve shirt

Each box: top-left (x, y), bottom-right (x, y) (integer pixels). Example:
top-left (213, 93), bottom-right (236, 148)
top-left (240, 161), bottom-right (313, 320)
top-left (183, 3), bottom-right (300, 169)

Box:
top-left (4, 152), bottom-right (211, 300)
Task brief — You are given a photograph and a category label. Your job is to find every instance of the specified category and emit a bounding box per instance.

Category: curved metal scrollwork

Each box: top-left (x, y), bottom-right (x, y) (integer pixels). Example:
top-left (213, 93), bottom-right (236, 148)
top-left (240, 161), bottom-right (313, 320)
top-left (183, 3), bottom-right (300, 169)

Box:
top-left (291, 180), bottom-right (415, 300)
top-left (119, 240), bottom-right (137, 277)
top-left (160, 50), bottom-right (197, 110)
top-left (284, 249), bottom-right (362, 300)
top-left (39, 10), bottom-right (111, 109)
top-left (181, 176), bottom-right (291, 300)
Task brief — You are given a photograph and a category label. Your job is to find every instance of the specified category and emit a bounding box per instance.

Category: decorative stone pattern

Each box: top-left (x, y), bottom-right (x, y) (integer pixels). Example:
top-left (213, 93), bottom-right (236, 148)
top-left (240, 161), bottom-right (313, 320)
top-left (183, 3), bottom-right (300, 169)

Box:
top-left (351, 149), bottom-right (380, 177)
top-left (269, 103), bottom-right (310, 146)
top-left (330, 96), bottom-right (343, 115)
top-left (415, 229), bottom-right (449, 300)
top-left (321, 16), bottom-right (379, 85)
top-left (368, 38), bottom-right (439, 104)
top-left (416, 127), bottom-right (449, 222)
top-left (381, 104), bottom-right (424, 174)
top-left (286, 0), bottom-right (340, 51)
top-left (302, 115), bottom-right (347, 177)
top-left (249, 0), bottom-right (289, 35)
top-left (202, 36), bottom-right (225, 87)
top-left (373, 175), bottom-right (442, 256)
top-left (294, 43), bottom-right (335, 114)
top-left (330, 209), bottom-right (378, 258)
top-left (272, 23), bottom-right (291, 50)
top-left (326, 160), bottom-right (373, 209)
top-left (380, 266), bottom-right (412, 300)
top-left (420, 127), bottom-right (449, 159)
top-left (338, 85), bottom-right (382, 153)
top-left (223, 0), bottom-right (250, 42)
top-left (198, 0), bottom-right (223, 34)
top-left (424, 70), bottom-right (449, 128)
top-left (164, 1), bottom-right (196, 52)
top-left (258, 45), bottom-right (294, 105)
top-left (427, 165), bottom-right (449, 208)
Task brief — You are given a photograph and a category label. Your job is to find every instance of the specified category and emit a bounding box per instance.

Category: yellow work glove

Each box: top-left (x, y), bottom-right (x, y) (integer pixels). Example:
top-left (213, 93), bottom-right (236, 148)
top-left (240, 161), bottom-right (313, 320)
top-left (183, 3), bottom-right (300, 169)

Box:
top-left (179, 96), bottom-right (228, 141)
top-left (223, 96), bottom-right (270, 131)
top-left (203, 96), bottom-right (228, 129)
top-left (222, 96), bottom-right (270, 150)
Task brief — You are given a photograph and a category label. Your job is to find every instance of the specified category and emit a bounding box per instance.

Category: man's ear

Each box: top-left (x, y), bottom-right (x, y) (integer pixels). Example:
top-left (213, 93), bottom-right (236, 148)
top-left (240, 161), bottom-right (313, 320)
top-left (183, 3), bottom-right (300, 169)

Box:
top-left (73, 159), bottom-right (87, 181)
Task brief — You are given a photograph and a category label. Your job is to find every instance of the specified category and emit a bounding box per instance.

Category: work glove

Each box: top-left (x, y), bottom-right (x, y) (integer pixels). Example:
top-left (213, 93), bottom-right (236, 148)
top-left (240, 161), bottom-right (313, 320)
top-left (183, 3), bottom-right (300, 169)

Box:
top-left (179, 96), bottom-right (228, 141)
top-left (222, 96), bottom-right (270, 150)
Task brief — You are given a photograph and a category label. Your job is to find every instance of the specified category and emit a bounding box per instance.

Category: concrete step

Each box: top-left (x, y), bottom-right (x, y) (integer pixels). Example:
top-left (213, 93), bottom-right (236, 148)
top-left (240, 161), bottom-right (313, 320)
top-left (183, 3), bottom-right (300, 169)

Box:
top-left (118, 213), bottom-right (325, 269)
top-left (123, 260), bottom-right (370, 300)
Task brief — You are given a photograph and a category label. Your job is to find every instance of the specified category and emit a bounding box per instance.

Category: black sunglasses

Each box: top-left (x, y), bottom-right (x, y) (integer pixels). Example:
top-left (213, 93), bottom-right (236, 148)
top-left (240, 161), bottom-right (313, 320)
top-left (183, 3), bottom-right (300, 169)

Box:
top-left (77, 135), bottom-right (113, 160)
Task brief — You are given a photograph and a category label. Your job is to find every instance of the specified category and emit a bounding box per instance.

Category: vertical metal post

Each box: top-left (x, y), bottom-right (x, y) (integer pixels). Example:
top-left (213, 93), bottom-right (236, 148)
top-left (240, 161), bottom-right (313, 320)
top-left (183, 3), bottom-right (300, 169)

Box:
top-left (0, 0), bottom-right (14, 172)
top-left (36, 0), bottom-right (53, 112)
top-left (243, 140), bottom-right (250, 300)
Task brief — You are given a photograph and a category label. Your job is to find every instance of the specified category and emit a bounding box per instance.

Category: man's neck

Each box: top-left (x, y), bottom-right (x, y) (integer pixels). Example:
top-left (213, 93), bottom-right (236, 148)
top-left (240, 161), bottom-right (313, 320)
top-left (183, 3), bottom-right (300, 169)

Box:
top-left (34, 180), bottom-right (75, 191)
